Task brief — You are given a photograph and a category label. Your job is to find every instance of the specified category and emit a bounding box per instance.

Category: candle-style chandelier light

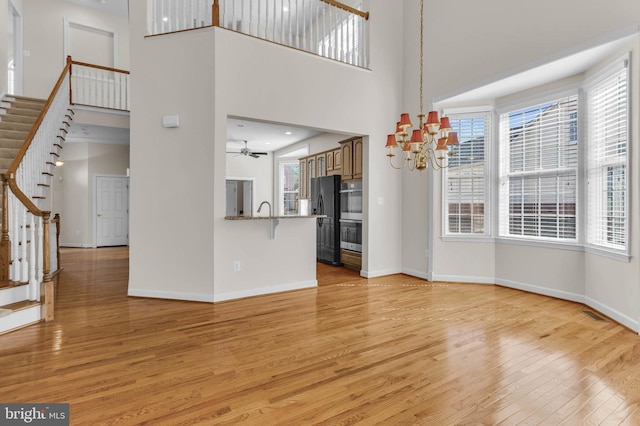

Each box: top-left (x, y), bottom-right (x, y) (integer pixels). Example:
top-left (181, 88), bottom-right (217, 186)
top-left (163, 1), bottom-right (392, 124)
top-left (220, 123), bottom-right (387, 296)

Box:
top-left (385, 0), bottom-right (458, 171)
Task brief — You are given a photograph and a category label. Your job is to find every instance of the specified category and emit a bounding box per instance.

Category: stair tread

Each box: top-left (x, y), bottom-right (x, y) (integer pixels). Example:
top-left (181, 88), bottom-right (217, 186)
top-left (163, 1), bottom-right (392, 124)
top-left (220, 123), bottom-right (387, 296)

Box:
top-left (0, 300), bottom-right (40, 312)
top-left (0, 114), bottom-right (37, 124)
top-left (4, 95), bottom-right (46, 104)
top-left (3, 107), bottom-right (40, 117)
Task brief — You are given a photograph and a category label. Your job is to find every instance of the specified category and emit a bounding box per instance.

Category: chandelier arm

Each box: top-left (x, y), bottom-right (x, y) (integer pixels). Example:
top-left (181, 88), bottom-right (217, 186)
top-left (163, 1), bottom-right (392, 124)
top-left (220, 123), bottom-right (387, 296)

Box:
top-left (387, 154), bottom-right (411, 170)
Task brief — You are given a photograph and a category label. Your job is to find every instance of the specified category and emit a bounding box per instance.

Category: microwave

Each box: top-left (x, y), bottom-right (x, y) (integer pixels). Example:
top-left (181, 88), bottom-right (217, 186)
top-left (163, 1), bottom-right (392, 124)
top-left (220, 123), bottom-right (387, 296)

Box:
top-left (339, 181), bottom-right (362, 220)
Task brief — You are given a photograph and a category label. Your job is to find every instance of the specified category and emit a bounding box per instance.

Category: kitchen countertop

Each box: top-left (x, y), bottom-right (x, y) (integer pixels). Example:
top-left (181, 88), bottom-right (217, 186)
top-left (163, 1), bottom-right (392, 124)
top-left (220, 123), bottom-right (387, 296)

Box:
top-left (225, 215), bottom-right (326, 220)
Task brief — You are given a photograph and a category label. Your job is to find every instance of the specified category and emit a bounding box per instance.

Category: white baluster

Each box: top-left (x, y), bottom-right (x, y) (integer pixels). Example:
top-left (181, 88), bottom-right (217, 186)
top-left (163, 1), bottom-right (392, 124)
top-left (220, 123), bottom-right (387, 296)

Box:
top-left (11, 197), bottom-right (19, 281)
top-left (29, 214), bottom-right (37, 300)
top-left (20, 208), bottom-right (28, 283)
top-left (37, 216), bottom-right (43, 287)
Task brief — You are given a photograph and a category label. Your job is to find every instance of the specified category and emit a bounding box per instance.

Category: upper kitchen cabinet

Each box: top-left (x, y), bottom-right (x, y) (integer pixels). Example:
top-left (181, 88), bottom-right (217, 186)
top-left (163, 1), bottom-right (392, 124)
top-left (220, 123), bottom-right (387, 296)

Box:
top-left (340, 137), bottom-right (362, 181)
top-left (298, 144), bottom-right (350, 199)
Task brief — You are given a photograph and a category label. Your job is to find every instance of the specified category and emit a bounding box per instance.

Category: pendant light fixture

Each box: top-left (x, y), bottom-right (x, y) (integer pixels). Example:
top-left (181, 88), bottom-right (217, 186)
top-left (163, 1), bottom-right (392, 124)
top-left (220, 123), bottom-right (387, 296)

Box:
top-left (385, 0), bottom-right (458, 171)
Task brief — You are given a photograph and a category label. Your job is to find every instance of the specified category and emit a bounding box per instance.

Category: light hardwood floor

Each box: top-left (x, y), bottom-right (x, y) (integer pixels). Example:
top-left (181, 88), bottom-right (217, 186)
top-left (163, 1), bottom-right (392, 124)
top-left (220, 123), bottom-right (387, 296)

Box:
top-left (1, 247), bottom-right (639, 425)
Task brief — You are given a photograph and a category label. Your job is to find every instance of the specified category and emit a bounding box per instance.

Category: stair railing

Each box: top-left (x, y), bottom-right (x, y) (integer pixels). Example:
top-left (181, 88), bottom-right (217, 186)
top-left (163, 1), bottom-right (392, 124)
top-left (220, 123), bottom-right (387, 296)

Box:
top-left (69, 59), bottom-right (130, 111)
top-left (147, 0), bottom-right (370, 68)
top-left (3, 57), bottom-right (73, 321)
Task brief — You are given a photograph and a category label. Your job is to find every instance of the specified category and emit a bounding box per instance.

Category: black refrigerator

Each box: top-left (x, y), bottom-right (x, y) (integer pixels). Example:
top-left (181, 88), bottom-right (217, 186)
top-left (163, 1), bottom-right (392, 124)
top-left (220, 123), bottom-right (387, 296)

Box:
top-left (310, 175), bottom-right (342, 266)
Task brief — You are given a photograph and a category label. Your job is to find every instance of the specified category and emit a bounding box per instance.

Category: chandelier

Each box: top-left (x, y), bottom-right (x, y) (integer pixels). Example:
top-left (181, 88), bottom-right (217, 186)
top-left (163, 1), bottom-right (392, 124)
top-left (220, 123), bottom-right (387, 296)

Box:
top-left (385, 0), bottom-right (458, 171)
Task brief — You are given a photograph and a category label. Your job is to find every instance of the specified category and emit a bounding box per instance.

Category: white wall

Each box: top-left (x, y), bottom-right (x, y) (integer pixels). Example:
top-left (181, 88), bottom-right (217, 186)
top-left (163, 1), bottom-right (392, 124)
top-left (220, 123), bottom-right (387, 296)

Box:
top-left (52, 141), bottom-right (130, 247)
top-left (22, 0), bottom-right (129, 99)
top-left (128, 0), bottom-right (404, 301)
top-left (128, 20), bottom-right (217, 298)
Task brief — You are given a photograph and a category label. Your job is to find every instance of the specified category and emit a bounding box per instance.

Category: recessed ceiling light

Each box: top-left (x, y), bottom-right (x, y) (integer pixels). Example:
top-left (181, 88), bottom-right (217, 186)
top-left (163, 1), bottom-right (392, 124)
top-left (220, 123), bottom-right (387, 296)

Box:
top-left (285, 131), bottom-right (292, 135)
top-left (283, 6), bottom-right (289, 12)
top-left (265, 142), bottom-right (271, 145)
top-left (162, 17), bottom-right (169, 22)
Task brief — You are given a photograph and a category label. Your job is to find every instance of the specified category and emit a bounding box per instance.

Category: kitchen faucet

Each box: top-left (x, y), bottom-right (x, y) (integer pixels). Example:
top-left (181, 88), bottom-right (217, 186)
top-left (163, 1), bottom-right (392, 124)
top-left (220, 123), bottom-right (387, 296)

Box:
top-left (257, 201), bottom-right (272, 217)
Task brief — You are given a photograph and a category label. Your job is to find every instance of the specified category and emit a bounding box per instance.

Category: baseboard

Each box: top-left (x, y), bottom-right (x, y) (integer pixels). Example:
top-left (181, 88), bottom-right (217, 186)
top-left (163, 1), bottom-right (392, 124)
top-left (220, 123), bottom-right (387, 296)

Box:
top-left (400, 268), bottom-right (430, 280)
top-left (129, 280), bottom-right (318, 304)
top-left (432, 273), bottom-right (496, 284)
top-left (583, 296), bottom-right (639, 332)
top-left (495, 277), bottom-right (585, 304)
top-left (496, 277), bottom-right (639, 332)
top-left (361, 268), bottom-right (402, 278)
top-left (60, 243), bottom-right (94, 248)
top-left (213, 280), bottom-right (317, 303)
top-left (128, 288), bottom-right (215, 303)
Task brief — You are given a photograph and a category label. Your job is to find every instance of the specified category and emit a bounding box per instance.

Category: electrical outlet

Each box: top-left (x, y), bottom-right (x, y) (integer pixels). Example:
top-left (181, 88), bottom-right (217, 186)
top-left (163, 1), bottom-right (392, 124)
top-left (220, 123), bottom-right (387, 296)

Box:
top-left (233, 261), bottom-right (241, 272)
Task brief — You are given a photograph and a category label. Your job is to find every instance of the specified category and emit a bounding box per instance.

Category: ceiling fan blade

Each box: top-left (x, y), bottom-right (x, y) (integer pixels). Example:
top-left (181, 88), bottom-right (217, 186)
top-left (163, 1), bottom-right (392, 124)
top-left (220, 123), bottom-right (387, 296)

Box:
top-left (249, 153), bottom-right (260, 158)
top-left (253, 152), bottom-right (268, 156)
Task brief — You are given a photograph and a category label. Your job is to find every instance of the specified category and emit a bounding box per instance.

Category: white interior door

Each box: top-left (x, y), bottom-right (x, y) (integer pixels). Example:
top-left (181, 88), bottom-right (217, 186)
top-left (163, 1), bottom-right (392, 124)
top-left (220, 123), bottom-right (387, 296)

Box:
top-left (226, 181), bottom-right (238, 216)
top-left (96, 176), bottom-right (129, 247)
top-left (242, 181), bottom-right (252, 216)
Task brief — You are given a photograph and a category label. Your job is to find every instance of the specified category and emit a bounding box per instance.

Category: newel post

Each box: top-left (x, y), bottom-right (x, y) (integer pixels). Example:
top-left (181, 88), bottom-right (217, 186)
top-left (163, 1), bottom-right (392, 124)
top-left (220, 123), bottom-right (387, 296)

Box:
top-left (212, 0), bottom-right (220, 27)
top-left (41, 212), bottom-right (54, 322)
top-left (0, 175), bottom-right (10, 281)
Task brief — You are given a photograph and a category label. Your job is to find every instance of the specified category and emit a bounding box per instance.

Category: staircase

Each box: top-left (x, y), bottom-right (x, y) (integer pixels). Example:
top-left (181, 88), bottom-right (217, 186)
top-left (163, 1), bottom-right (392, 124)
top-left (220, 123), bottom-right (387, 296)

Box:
top-left (0, 95), bottom-right (56, 334)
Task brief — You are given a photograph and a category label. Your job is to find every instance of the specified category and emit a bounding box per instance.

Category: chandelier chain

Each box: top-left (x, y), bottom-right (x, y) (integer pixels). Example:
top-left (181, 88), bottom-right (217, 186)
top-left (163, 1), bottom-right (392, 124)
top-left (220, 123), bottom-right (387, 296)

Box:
top-left (419, 0), bottom-right (424, 116)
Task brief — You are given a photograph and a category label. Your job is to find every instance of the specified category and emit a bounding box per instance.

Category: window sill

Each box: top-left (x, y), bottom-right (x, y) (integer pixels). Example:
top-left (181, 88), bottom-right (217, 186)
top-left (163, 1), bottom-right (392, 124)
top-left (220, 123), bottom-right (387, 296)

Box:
top-left (440, 236), bottom-right (631, 263)
top-left (441, 235), bottom-right (495, 243)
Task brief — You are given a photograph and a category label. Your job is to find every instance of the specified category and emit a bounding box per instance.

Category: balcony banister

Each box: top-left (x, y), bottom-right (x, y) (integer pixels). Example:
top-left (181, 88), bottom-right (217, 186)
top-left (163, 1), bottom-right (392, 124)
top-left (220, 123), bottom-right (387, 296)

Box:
top-left (321, 0), bottom-right (369, 20)
top-left (149, 0), bottom-right (370, 68)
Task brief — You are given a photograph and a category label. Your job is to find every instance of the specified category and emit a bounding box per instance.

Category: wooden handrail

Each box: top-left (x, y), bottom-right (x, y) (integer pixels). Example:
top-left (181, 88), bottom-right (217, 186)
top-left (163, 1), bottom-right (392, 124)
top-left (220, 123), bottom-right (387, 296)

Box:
top-left (70, 60), bottom-right (131, 75)
top-left (7, 56), bottom-right (72, 219)
top-left (321, 0), bottom-right (369, 20)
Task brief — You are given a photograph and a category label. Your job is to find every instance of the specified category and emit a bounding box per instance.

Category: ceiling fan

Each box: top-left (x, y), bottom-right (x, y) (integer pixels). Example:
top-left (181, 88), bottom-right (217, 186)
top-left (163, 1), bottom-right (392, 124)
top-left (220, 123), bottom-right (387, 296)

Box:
top-left (227, 140), bottom-right (268, 158)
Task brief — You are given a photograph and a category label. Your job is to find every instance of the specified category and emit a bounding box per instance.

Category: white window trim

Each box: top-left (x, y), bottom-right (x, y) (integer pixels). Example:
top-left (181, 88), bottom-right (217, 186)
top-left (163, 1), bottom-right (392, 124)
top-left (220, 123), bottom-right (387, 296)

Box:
top-left (583, 53), bottom-right (631, 257)
top-left (441, 107), bottom-right (493, 240)
top-left (497, 90), bottom-right (580, 243)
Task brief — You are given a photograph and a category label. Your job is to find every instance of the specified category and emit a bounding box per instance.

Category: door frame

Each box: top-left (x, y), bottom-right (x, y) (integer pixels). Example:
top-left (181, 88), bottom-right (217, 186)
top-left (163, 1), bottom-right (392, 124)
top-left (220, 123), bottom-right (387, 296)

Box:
top-left (93, 174), bottom-right (129, 248)
top-left (7, 0), bottom-right (23, 95)
top-left (63, 17), bottom-right (119, 67)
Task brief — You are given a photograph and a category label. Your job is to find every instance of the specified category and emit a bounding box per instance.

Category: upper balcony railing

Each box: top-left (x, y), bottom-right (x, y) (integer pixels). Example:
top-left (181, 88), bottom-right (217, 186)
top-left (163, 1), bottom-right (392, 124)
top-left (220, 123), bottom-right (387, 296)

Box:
top-left (148, 0), bottom-right (370, 69)
top-left (69, 59), bottom-right (130, 111)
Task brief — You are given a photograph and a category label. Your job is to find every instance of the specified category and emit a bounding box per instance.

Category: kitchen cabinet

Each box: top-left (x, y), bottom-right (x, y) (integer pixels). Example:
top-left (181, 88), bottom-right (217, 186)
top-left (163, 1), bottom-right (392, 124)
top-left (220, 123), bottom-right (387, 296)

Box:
top-left (334, 149), bottom-right (341, 170)
top-left (341, 249), bottom-right (361, 271)
top-left (326, 151), bottom-right (334, 172)
top-left (298, 160), bottom-right (307, 199)
top-left (298, 147), bottom-right (344, 199)
top-left (353, 138), bottom-right (363, 179)
top-left (317, 154), bottom-right (326, 177)
top-left (340, 137), bottom-right (363, 181)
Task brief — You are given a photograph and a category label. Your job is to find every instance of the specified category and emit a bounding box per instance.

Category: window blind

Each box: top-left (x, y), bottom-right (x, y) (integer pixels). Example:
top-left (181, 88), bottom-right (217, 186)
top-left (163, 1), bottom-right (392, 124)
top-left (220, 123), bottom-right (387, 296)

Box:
top-left (445, 113), bottom-right (489, 235)
top-left (586, 59), bottom-right (629, 250)
top-left (499, 95), bottom-right (579, 240)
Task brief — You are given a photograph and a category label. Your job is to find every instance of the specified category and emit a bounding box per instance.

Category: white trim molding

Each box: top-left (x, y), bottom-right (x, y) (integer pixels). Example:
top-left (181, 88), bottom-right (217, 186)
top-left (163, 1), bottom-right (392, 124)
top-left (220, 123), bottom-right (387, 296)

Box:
top-left (213, 280), bottom-right (317, 302)
top-left (63, 17), bottom-right (119, 67)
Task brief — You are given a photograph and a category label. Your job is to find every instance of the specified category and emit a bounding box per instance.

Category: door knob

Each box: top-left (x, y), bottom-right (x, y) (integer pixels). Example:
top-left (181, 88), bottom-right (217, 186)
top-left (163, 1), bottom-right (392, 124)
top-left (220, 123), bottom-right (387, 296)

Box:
top-left (97, 213), bottom-right (103, 217)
